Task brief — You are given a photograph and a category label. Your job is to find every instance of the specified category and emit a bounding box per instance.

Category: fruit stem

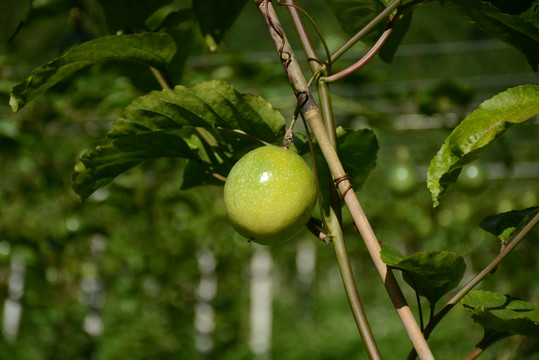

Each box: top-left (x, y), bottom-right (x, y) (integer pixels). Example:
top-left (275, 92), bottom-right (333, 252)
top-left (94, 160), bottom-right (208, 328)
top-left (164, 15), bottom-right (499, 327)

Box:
top-left (256, 2), bottom-right (434, 359)
top-left (283, 129), bottom-right (294, 149)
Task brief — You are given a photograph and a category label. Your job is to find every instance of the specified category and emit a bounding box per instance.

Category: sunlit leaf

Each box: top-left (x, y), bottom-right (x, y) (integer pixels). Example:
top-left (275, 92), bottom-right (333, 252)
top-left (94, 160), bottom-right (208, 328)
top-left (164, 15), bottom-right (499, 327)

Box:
top-left (381, 243), bottom-right (466, 305)
top-left (10, 33), bottom-right (177, 112)
top-left (109, 80), bottom-right (284, 144)
top-left (427, 85), bottom-right (539, 207)
top-left (73, 80), bottom-right (286, 199)
top-left (462, 290), bottom-right (539, 339)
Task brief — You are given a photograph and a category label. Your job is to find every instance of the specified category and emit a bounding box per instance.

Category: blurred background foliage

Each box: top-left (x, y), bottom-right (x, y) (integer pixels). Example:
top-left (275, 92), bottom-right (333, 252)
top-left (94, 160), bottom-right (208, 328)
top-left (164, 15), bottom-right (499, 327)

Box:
top-left (0, 0), bottom-right (538, 359)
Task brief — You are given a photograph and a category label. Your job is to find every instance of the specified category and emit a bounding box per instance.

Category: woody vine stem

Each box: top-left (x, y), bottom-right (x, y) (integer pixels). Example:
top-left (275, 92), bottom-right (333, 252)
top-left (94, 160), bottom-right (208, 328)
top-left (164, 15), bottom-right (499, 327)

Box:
top-left (255, 1), bottom-right (434, 359)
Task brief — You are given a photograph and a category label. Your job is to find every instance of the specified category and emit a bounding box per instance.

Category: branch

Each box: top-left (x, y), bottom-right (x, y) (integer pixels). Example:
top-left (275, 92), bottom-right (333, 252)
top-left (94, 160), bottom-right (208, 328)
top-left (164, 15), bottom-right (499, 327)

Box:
top-left (283, 0), bottom-right (324, 74)
top-left (319, 73), bottom-right (382, 360)
top-left (255, 1), bottom-right (434, 359)
top-left (407, 211), bottom-right (539, 360)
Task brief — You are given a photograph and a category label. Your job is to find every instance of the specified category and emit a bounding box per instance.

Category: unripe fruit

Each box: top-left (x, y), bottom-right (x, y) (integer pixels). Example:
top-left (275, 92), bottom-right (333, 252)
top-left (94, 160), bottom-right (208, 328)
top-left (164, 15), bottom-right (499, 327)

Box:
top-left (224, 145), bottom-right (317, 245)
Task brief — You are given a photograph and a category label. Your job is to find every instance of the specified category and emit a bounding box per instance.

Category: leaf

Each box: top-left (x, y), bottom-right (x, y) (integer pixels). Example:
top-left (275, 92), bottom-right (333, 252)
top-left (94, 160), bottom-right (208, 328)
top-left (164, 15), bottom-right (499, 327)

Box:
top-left (307, 127), bottom-right (378, 212)
top-left (73, 131), bottom-right (195, 200)
top-left (462, 290), bottom-right (539, 339)
top-left (338, 128), bottom-right (379, 188)
top-left (110, 80), bottom-right (285, 144)
top-left (480, 206), bottom-right (539, 242)
top-left (0, 0), bottom-right (31, 43)
top-left (379, 12), bottom-right (413, 63)
top-left (10, 33), bottom-right (177, 112)
top-left (324, 0), bottom-right (432, 46)
top-left (441, 0), bottom-right (539, 71)
top-left (192, 0), bottom-right (248, 51)
top-left (324, 0), bottom-right (386, 37)
top-left (96, 0), bottom-right (172, 33)
top-left (73, 80), bottom-right (286, 199)
top-left (427, 85), bottom-right (539, 207)
top-left (381, 243), bottom-right (466, 305)
top-left (146, 8), bottom-right (204, 84)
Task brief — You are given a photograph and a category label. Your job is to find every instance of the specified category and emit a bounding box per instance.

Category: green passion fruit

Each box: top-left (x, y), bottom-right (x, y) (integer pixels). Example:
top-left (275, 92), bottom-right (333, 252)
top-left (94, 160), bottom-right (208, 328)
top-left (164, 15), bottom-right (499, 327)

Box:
top-left (223, 145), bottom-right (317, 245)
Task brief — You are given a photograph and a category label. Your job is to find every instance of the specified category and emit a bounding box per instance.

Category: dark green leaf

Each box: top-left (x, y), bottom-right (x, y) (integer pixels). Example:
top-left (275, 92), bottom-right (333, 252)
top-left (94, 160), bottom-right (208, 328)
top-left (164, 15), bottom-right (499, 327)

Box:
top-left (462, 290), bottom-right (539, 339)
top-left (485, 0), bottom-right (535, 15)
top-left (441, 0), bottom-right (539, 71)
top-left (180, 159), bottom-right (229, 190)
top-left (145, 5), bottom-right (184, 31)
top-left (96, 0), bottom-right (172, 33)
top-left (338, 128), bottom-right (379, 189)
top-left (324, 0), bottom-right (385, 37)
top-left (519, 0), bottom-right (539, 27)
top-left (73, 80), bottom-right (286, 199)
top-left (381, 243), bottom-right (466, 305)
top-left (0, 0), bottom-right (31, 43)
top-left (379, 12), bottom-right (413, 63)
top-left (307, 127), bottom-right (378, 212)
top-left (73, 130), bottom-right (194, 200)
top-left (146, 8), bottom-right (204, 85)
top-left (193, 0), bottom-right (248, 51)
top-left (480, 206), bottom-right (539, 242)
top-left (427, 85), bottom-right (539, 207)
top-left (10, 33), bottom-right (177, 112)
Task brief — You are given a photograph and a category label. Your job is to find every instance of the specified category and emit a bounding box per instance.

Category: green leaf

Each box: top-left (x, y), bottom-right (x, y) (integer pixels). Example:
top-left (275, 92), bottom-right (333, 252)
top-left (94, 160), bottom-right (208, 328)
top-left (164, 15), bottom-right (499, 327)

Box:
top-left (192, 0), bottom-right (248, 51)
top-left (338, 128), bottom-right (379, 189)
top-left (110, 80), bottom-right (285, 144)
top-left (0, 0), bottom-right (31, 43)
top-left (480, 206), bottom-right (539, 242)
top-left (381, 243), bottom-right (466, 305)
top-left (96, 0), bottom-right (172, 33)
top-left (146, 8), bottom-right (204, 84)
top-left (73, 80), bottom-right (286, 199)
top-left (73, 131), bottom-right (194, 200)
top-left (324, 0), bottom-right (386, 37)
top-left (324, 0), bottom-right (432, 45)
top-left (306, 127), bottom-right (378, 212)
top-left (441, 0), bottom-right (539, 71)
top-left (379, 12), bottom-right (413, 63)
top-left (462, 290), bottom-right (539, 339)
top-left (427, 85), bottom-right (539, 207)
top-left (10, 33), bottom-right (177, 112)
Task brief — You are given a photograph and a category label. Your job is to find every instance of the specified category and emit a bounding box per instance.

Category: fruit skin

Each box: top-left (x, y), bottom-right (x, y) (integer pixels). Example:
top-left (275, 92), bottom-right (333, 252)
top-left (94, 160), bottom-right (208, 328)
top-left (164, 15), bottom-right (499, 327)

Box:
top-left (224, 145), bottom-right (317, 245)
